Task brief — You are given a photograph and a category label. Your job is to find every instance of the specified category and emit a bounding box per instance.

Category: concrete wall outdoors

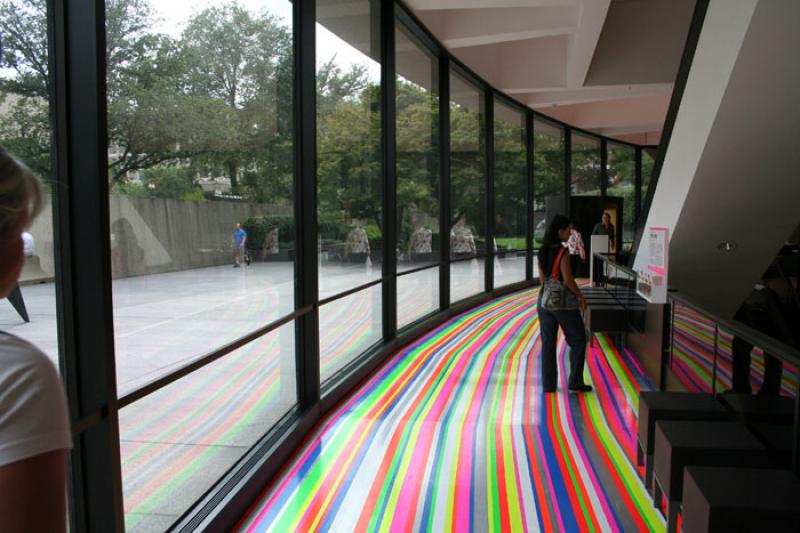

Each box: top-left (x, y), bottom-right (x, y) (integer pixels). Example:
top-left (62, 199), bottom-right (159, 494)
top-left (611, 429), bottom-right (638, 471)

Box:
top-left (25, 196), bottom-right (290, 281)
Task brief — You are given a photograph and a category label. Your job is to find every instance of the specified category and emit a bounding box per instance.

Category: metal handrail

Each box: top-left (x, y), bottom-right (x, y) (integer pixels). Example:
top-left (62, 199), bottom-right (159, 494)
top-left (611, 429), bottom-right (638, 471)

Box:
top-left (596, 252), bottom-right (800, 367)
top-left (668, 291), bottom-right (800, 368)
top-left (594, 252), bottom-right (636, 277)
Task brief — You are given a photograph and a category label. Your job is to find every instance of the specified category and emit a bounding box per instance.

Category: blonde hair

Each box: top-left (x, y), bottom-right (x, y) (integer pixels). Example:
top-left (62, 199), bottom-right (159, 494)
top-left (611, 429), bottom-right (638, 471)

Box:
top-left (0, 146), bottom-right (44, 242)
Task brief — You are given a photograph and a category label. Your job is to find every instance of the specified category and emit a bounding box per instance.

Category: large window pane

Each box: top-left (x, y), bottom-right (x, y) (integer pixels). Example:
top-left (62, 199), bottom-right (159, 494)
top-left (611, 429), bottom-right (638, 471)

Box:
top-left (120, 322), bottom-right (296, 531)
top-left (533, 119), bottom-right (566, 248)
top-left (571, 133), bottom-right (601, 196)
top-left (0, 0), bottom-right (60, 370)
top-left (398, 268), bottom-right (439, 328)
top-left (449, 72), bottom-right (485, 260)
top-left (493, 100), bottom-right (526, 286)
top-left (103, 1), bottom-right (297, 529)
top-left (396, 23), bottom-right (439, 274)
top-left (319, 285), bottom-right (382, 383)
top-left (106, 0), bottom-right (295, 395)
top-left (607, 142), bottom-right (636, 248)
top-left (317, 0), bottom-right (382, 296)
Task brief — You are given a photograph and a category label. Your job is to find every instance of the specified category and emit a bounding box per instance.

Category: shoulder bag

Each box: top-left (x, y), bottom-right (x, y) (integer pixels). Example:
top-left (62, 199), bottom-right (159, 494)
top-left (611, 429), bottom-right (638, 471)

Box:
top-left (540, 247), bottom-right (580, 310)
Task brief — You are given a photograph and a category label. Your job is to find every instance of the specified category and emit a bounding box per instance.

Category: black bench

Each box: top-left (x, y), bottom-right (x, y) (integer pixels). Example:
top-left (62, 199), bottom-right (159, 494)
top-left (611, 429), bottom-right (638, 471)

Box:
top-left (719, 393), bottom-right (796, 424)
top-left (637, 392), bottom-right (730, 492)
top-left (652, 420), bottom-right (769, 533)
top-left (681, 466), bottom-right (800, 533)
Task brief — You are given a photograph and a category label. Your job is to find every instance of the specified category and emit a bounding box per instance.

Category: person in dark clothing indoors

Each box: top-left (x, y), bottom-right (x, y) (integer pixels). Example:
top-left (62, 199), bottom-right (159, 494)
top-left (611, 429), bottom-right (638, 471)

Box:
top-left (537, 215), bottom-right (592, 394)
top-left (591, 212), bottom-right (615, 251)
top-left (730, 273), bottom-right (794, 396)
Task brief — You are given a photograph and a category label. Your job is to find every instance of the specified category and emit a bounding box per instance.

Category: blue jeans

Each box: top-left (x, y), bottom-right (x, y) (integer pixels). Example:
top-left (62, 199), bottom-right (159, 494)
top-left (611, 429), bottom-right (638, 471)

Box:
top-left (538, 306), bottom-right (587, 390)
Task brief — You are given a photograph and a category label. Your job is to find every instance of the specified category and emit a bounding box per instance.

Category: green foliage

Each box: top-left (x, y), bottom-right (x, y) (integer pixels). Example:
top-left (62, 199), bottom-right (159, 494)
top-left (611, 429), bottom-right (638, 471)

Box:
top-left (242, 215), bottom-right (294, 250)
top-left (138, 166), bottom-right (203, 199)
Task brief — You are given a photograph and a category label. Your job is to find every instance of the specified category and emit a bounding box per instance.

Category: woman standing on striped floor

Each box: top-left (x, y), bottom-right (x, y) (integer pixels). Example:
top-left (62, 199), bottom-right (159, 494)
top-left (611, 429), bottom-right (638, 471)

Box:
top-left (537, 215), bottom-right (592, 394)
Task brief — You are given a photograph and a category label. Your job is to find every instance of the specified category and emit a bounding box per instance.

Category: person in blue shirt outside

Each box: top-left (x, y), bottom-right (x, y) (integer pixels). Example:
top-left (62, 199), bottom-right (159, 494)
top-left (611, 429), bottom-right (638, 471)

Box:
top-left (232, 223), bottom-right (249, 267)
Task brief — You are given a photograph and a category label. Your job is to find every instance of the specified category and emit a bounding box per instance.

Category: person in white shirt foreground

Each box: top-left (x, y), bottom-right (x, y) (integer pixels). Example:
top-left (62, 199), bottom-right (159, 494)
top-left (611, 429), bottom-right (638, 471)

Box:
top-left (0, 146), bottom-right (71, 532)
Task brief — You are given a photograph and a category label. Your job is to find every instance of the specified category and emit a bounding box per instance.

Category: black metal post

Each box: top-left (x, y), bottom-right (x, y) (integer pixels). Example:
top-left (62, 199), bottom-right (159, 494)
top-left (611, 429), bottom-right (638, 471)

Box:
top-left (662, 302), bottom-right (675, 391)
top-left (485, 91), bottom-right (494, 292)
top-left (381, 0), bottom-right (397, 340)
top-left (564, 127), bottom-right (572, 218)
top-left (711, 325), bottom-right (719, 396)
top-left (635, 146), bottom-right (643, 228)
top-left (439, 56), bottom-right (451, 309)
top-left (294, 0), bottom-right (320, 406)
top-left (50, 0), bottom-right (124, 529)
top-left (526, 110), bottom-right (534, 280)
top-left (600, 138), bottom-right (608, 198)
top-left (793, 380), bottom-right (800, 476)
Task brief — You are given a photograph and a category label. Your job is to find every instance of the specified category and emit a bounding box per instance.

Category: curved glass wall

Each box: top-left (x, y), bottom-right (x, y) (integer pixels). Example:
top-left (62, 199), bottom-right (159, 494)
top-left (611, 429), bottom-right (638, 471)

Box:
top-left (449, 71), bottom-right (486, 303)
top-left (493, 99), bottom-right (527, 287)
top-left (571, 133), bottom-right (602, 196)
top-left (607, 142), bottom-right (636, 249)
top-left (19, 0), bottom-right (656, 529)
top-left (395, 22), bottom-right (440, 327)
top-left (533, 119), bottom-right (566, 256)
top-left (316, 0), bottom-right (383, 379)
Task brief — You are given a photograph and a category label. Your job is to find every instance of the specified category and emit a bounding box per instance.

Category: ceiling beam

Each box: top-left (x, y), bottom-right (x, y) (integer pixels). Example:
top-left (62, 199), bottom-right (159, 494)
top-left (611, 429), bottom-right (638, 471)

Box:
top-left (565, 0), bottom-right (610, 88)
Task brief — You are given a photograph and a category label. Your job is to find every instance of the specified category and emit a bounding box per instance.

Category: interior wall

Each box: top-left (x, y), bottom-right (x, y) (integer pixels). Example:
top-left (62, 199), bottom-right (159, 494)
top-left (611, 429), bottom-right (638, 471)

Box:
top-left (635, 0), bottom-right (800, 318)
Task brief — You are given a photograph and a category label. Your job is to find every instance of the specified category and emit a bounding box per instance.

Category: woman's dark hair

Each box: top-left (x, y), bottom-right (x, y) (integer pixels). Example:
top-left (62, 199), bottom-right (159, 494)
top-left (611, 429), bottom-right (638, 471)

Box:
top-left (538, 215), bottom-right (571, 270)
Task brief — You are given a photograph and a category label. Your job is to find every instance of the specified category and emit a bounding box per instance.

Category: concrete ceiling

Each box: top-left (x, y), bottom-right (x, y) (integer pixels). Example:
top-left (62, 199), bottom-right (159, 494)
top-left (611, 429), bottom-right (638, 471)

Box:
top-left (404, 0), bottom-right (695, 145)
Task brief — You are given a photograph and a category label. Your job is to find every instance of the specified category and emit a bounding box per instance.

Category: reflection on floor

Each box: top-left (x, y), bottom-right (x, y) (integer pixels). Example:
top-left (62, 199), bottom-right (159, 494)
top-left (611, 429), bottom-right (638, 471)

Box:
top-left (672, 304), bottom-right (799, 396)
top-left (238, 288), bottom-right (664, 532)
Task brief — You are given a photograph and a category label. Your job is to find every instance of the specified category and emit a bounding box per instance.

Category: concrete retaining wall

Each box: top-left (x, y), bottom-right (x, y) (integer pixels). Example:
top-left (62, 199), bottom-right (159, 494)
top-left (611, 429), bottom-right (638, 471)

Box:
top-left (26, 196), bottom-right (290, 280)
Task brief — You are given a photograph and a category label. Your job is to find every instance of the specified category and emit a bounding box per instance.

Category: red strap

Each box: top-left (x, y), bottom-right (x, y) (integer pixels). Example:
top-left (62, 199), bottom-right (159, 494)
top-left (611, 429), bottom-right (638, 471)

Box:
top-left (550, 247), bottom-right (566, 280)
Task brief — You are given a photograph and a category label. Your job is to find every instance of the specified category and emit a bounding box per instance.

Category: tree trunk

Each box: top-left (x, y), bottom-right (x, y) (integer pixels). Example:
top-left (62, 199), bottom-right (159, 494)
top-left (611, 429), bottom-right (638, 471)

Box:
top-left (227, 160), bottom-right (238, 192)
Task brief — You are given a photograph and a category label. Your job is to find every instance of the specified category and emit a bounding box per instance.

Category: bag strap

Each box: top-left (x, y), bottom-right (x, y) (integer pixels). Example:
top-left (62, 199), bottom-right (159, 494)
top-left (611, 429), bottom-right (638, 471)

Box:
top-left (550, 247), bottom-right (566, 280)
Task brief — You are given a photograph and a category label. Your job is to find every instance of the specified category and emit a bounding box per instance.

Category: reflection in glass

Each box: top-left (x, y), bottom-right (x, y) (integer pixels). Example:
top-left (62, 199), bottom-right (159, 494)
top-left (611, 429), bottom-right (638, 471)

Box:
top-left (319, 285), bottom-right (383, 383)
top-left (119, 322), bottom-right (296, 531)
top-left (670, 302), bottom-right (717, 393)
top-left (451, 258), bottom-right (486, 303)
top-left (398, 268), bottom-right (439, 328)
top-left (449, 72), bottom-right (485, 259)
top-left (106, 0), bottom-right (296, 395)
top-left (493, 100), bottom-right (526, 287)
top-left (317, 0), bottom-right (382, 293)
top-left (533, 119), bottom-right (566, 248)
top-left (607, 143), bottom-right (636, 248)
top-left (396, 23), bottom-right (439, 274)
top-left (571, 133), bottom-right (601, 196)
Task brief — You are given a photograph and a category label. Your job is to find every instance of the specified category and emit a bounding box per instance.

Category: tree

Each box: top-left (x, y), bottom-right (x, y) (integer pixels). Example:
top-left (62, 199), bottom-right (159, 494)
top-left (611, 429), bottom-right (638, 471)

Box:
top-left (180, 3), bottom-right (292, 192)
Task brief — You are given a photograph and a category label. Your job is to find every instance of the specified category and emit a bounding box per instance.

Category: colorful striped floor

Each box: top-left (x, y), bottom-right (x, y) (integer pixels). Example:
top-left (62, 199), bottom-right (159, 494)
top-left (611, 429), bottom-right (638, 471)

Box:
top-left (238, 288), bottom-right (664, 532)
top-left (671, 303), bottom-right (799, 396)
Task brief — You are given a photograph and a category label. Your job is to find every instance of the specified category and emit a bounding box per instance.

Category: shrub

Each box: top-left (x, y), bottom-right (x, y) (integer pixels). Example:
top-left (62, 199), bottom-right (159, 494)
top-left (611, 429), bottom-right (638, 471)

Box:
top-left (243, 215), bottom-right (294, 250)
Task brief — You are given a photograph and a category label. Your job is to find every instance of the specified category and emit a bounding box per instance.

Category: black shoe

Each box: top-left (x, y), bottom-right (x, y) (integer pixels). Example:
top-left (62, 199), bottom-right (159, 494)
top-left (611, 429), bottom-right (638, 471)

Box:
top-left (568, 384), bottom-right (592, 393)
top-left (245, 256), bottom-right (251, 266)
top-left (234, 263), bottom-right (240, 268)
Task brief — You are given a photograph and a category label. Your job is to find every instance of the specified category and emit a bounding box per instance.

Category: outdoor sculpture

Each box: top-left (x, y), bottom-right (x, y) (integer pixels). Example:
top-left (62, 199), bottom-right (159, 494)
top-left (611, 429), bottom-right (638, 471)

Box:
top-left (408, 226), bottom-right (432, 260)
top-left (345, 225), bottom-right (370, 261)
top-left (262, 227), bottom-right (279, 255)
top-left (450, 218), bottom-right (477, 257)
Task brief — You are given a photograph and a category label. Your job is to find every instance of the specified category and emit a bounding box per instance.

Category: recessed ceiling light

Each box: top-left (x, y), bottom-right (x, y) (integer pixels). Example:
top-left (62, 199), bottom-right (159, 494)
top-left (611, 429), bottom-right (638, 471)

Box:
top-left (717, 241), bottom-right (738, 252)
